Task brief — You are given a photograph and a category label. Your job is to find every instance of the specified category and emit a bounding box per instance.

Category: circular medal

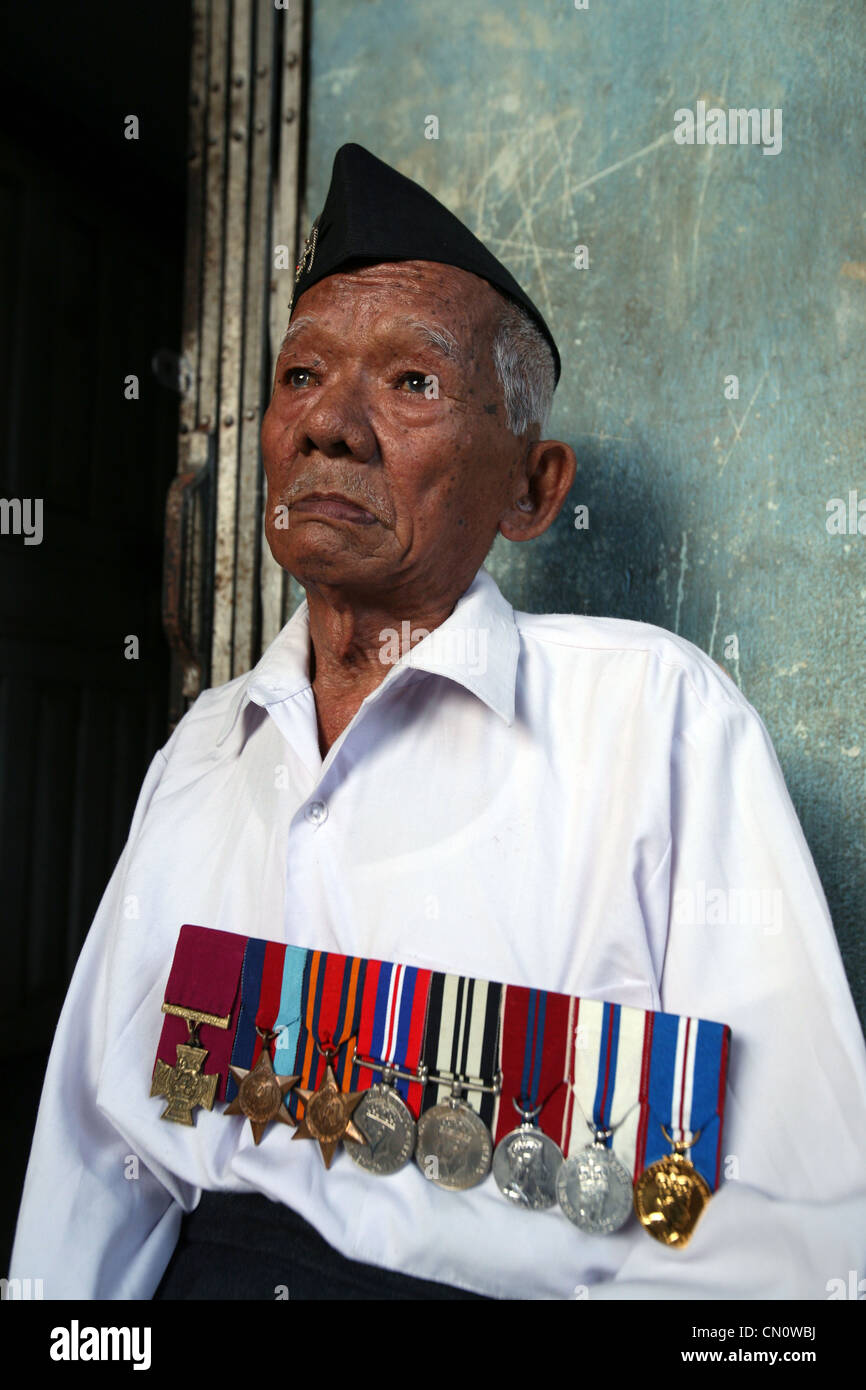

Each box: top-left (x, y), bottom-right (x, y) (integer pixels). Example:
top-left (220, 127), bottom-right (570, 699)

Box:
top-left (634, 1150), bottom-right (710, 1248)
top-left (556, 1142), bottom-right (633, 1234)
top-left (415, 1099), bottom-right (493, 1191)
top-left (344, 1084), bottom-right (416, 1176)
top-left (493, 1124), bottom-right (563, 1210)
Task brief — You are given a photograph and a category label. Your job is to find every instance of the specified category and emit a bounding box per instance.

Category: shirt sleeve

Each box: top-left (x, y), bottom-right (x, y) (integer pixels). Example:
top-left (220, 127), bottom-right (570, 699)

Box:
top-left (9, 747), bottom-right (192, 1300)
top-left (599, 684), bottom-right (866, 1299)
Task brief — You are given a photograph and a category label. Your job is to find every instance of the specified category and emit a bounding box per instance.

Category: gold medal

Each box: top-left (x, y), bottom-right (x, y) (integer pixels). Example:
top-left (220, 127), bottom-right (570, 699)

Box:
top-left (292, 1040), bottom-right (366, 1169)
top-left (225, 1028), bottom-right (299, 1145)
top-left (634, 1127), bottom-right (710, 1248)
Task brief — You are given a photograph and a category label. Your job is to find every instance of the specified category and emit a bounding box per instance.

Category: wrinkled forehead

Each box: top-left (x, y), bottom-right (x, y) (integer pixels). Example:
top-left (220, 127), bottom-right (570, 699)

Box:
top-left (289, 259), bottom-right (505, 351)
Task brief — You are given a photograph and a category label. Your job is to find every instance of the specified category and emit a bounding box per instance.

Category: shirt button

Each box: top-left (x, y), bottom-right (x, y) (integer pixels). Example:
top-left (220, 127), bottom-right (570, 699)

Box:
top-left (304, 800), bottom-right (328, 826)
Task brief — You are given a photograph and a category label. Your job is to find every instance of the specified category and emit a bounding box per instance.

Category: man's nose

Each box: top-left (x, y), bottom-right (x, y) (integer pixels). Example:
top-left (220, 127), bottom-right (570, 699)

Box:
top-left (289, 373), bottom-right (378, 462)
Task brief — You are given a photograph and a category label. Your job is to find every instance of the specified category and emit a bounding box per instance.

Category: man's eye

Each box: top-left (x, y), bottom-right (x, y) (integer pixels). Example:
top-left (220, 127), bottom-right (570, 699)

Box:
top-left (397, 371), bottom-right (432, 395)
top-left (284, 367), bottom-right (316, 388)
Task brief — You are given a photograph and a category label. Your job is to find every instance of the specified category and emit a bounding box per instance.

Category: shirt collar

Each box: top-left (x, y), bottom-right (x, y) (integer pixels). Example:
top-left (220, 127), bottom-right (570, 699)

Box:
top-left (215, 564), bottom-right (519, 748)
top-left (398, 566), bottom-right (518, 724)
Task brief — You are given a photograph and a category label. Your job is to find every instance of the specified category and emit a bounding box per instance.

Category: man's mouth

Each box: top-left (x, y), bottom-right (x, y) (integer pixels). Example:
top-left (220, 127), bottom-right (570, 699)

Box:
top-left (290, 492), bottom-right (379, 525)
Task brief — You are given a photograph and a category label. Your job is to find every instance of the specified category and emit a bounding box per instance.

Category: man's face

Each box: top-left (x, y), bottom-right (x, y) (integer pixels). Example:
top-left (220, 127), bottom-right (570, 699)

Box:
top-left (260, 260), bottom-right (529, 606)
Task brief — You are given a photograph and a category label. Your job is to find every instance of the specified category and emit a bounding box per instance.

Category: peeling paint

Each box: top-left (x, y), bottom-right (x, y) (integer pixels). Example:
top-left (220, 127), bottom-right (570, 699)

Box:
top-left (306, 0), bottom-right (866, 1026)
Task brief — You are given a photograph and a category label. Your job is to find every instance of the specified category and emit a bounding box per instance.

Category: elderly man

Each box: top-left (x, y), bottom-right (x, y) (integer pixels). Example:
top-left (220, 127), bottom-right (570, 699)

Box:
top-left (10, 145), bottom-right (866, 1301)
top-left (262, 273), bottom-right (572, 754)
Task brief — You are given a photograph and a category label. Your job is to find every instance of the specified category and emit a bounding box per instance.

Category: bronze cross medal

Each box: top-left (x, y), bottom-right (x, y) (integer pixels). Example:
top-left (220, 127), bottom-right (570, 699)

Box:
top-left (150, 1006), bottom-right (230, 1126)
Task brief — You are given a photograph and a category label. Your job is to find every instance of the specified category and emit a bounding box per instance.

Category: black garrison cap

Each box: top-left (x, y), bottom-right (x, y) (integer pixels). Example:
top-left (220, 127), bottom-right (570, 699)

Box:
top-left (291, 143), bottom-right (561, 384)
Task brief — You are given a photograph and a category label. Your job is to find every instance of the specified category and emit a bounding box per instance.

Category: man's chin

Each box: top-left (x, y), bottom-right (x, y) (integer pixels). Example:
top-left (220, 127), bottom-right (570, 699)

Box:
top-left (266, 535), bottom-right (387, 593)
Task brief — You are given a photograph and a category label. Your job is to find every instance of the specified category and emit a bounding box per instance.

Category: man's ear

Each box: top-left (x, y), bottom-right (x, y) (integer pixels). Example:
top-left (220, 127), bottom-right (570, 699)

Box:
top-left (499, 439), bottom-right (577, 541)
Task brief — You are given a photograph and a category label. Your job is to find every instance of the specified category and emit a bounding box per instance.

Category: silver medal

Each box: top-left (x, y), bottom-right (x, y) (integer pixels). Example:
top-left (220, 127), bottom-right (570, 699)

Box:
top-left (493, 1122), bottom-right (563, 1210)
top-left (556, 1130), bottom-right (633, 1234)
top-left (415, 1096), bottom-right (493, 1191)
top-left (344, 1082), bottom-right (416, 1176)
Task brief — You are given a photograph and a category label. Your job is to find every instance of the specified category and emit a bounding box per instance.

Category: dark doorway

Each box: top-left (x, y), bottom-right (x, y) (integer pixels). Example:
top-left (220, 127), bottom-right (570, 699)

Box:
top-left (0, 1), bottom-right (191, 1273)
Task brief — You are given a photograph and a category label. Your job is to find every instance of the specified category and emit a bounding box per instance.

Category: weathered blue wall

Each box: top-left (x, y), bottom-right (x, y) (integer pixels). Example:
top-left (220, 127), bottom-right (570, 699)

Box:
top-left (300, 0), bottom-right (866, 1028)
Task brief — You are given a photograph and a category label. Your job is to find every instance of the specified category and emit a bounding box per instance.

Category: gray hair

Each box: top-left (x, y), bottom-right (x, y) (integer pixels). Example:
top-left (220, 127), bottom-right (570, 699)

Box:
top-left (491, 298), bottom-right (556, 437)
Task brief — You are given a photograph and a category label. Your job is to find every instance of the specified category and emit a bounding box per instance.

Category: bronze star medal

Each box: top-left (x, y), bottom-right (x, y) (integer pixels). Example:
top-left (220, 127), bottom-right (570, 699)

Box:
top-left (293, 1059), bottom-right (367, 1169)
top-left (225, 1031), bottom-right (299, 1145)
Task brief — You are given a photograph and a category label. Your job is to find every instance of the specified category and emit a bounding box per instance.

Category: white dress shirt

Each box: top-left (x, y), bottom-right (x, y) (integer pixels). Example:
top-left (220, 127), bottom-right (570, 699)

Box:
top-left (10, 566), bottom-right (866, 1299)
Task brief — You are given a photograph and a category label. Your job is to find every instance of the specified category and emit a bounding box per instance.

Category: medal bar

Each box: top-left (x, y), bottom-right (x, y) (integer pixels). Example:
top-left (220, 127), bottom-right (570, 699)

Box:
top-left (150, 927), bottom-right (732, 1243)
top-left (351, 1050), bottom-right (429, 1089)
top-left (424, 1068), bottom-right (502, 1096)
top-left (161, 1002), bottom-right (231, 1029)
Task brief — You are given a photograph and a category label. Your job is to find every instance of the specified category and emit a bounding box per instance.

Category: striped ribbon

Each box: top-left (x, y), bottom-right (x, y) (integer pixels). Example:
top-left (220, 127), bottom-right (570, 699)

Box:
top-left (225, 936), bottom-right (266, 1102)
top-left (154, 925), bottom-right (731, 1190)
top-left (421, 972), bottom-right (502, 1130)
top-left (225, 940), bottom-right (309, 1102)
top-left (561, 999), bottom-right (649, 1175)
top-left (286, 949), bottom-right (368, 1121)
top-left (349, 959), bottom-right (432, 1117)
top-left (494, 985), bottom-right (570, 1144)
top-left (634, 1013), bottom-right (729, 1190)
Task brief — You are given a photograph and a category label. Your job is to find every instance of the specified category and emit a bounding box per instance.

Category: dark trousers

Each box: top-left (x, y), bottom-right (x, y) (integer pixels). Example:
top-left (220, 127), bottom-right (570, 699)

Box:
top-left (154, 1190), bottom-right (492, 1300)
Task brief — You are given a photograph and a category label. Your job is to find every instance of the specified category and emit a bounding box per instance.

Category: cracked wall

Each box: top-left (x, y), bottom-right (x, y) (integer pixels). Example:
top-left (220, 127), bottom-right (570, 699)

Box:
top-left (300, 0), bottom-right (866, 1026)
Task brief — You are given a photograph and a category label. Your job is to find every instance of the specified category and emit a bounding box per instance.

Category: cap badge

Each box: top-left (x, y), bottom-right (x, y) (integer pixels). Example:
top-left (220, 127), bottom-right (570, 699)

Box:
top-left (294, 220), bottom-right (319, 284)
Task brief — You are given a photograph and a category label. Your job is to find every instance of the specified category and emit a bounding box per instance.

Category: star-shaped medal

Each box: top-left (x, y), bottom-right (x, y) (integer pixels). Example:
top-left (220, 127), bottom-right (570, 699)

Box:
top-left (225, 1048), bottom-right (299, 1145)
top-left (292, 1062), bottom-right (367, 1169)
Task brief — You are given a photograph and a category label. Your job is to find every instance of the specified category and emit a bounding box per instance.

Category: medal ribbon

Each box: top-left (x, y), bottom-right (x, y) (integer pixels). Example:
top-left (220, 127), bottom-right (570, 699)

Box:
top-left (223, 939), bottom-right (271, 1100)
top-left (494, 985), bottom-right (570, 1144)
top-left (155, 923), bottom-right (246, 1102)
top-left (288, 950), bottom-right (367, 1119)
top-left (225, 938), bottom-right (308, 1100)
top-left (561, 998), bottom-right (649, 1173)
top-left (421, 972), bottom-right (502, 1129)
top-left (271, 944), bottom-right (308, 1075)
top-left (153, 926), bottom-right (732, 1191)
top-left (350, 959), bottom-right (432, 1117)
top-left (635, 1013), bottom-right (730, 1189)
